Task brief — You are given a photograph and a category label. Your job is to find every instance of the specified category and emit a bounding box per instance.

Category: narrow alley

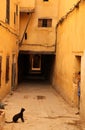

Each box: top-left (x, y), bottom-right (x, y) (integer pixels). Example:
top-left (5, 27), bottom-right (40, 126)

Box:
top-left (2, 80), bottom-right (81, 130)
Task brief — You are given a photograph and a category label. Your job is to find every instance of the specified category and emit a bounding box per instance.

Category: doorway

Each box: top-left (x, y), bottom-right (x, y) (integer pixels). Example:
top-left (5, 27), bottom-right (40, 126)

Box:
top-left (73, 56), bottom-right (81, 107)
top-left (11, 54), bottom-right (16, 90)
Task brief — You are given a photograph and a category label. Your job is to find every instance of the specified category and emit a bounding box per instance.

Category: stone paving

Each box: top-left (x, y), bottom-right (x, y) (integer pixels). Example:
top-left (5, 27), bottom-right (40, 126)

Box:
top-left (2, 81), bottom-right (83, 130)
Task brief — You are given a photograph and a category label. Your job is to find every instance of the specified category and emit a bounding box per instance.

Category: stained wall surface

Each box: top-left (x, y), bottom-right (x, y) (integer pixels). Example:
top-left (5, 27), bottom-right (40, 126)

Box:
top-left (19, 0), bottom-right (59, 52)
top-left (52, 1), bottom-right (85, 121)
top-left (0, 0), bottom-right (19, 98)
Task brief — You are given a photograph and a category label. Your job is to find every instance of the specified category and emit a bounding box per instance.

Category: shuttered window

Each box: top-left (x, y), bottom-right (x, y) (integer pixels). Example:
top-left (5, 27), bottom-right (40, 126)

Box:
top-left (16, 5), bottom-right (18, 15)
top-left (6, 0), bottom-right (10, 24)
top-left (5, 56), bottom-right (9, 83)
top-left (38, 19), bottom-right (52, 27)
top-left (14, 12), bottom-right (16, 24)
top-left (38, 19), bottom-right (42, 27)
top-left (0, 56), bottom-right (2, 86)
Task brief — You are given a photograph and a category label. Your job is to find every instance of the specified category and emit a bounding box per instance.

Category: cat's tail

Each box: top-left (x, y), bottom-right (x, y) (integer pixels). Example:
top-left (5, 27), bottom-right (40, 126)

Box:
top-left (5, 121), bottom-right (13, 123)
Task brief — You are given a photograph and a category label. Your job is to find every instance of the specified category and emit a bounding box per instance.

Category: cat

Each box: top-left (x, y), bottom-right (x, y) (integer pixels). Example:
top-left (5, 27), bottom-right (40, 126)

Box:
top-left (5, 108), bottom-right (25, 123)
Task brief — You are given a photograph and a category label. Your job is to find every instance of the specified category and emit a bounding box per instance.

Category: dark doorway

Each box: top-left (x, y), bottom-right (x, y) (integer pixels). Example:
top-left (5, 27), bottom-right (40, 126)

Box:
top-left (18, 52), bottom-right (55, 83)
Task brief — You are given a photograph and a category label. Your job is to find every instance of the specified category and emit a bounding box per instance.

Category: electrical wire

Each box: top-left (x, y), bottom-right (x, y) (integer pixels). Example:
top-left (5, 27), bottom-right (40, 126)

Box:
top-left (0, 20), bottom-right (19, 37)
top-left (21, 43), bottom-right (55, 48)
top-left (56, 0), bottom-right (82, 28)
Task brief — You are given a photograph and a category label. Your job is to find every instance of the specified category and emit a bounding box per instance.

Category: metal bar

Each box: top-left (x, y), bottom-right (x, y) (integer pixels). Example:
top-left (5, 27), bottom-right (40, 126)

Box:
top-left (19, 12), bottom-right (32, 46)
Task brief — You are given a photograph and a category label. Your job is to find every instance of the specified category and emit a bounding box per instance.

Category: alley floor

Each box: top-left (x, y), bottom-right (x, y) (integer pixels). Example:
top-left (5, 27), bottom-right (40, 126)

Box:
top-left (2, 80), bottom-right (83, 130)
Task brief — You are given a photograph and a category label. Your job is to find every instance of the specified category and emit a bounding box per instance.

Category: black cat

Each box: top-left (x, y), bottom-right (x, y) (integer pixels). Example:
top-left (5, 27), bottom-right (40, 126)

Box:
top-left (5, 108), bottom-right (25, 123)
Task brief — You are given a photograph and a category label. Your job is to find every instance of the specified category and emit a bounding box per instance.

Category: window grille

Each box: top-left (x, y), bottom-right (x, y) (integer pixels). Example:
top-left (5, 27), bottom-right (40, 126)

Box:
top-left (38, 19), bottom-right (52, 27)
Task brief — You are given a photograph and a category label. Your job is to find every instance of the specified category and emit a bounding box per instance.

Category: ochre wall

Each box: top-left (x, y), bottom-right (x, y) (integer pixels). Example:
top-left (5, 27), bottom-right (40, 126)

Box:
top-left (81, 51), bottom-right (85, 121)
top-left (0, 0), bottom-right (19, 99)
top-left (19, 0), bottom-right (59, 52)
top-left (52, 1), bottom-right (85, 106)
top-left (1, 0), bottom-right (85, 123)
top-left (20, 0), bottom-right (35, 9)
top-left (58, 0), bottom-right (79, 19)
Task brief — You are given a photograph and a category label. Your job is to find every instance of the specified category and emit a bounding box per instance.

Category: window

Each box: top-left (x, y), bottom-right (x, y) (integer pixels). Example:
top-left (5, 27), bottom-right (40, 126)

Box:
top-left (42, 19), bottom-right (47, 27)
top-left (6, 0), bottom-right (10, 24)
top-left (0, 56), bottom-right (2, 86)
top-left (43, 0), bottom-right (48, 1)
top-left (5, 56), bottom-right (9, 83)
top-left (38, 19), bottom-right (52, 27)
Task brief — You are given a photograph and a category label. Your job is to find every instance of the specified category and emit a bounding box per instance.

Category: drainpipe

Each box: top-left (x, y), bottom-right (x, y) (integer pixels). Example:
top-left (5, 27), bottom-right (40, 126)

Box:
top-left (55, 22), bottom-right (59, 54)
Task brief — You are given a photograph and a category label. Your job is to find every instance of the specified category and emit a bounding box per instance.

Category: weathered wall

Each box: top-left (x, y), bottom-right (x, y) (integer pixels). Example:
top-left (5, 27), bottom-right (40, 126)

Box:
top-left (58, 0), bottom-right (79, 19)
top-left (19, 0), bottom-right (59, 52)
top-left (0, 0), bottom-right (19, 99)
top-left (20, 0), bottom-right (35, 10)
top-left (52, 1), bottom-right (85, 106)
top-left (81, 51), bottom-right (85, 121)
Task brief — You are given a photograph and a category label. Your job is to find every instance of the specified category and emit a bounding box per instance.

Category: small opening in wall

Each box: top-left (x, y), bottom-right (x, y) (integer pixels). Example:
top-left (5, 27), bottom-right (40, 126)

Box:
top-left (25, 33), bottom-right (27, 40)
top-left (43, 0), bottom-right (48, 1)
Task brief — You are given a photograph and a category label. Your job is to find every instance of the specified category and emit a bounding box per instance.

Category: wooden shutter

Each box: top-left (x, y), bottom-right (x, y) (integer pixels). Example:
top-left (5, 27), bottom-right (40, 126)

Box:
top-left (47, 19), bottom-right (52, 27)
top-left (6, 0), bottom-right (10, 23)
top-left (38, 19), bottom-right (42, 27)
top-left (6, 56), bottom-right (9, 83)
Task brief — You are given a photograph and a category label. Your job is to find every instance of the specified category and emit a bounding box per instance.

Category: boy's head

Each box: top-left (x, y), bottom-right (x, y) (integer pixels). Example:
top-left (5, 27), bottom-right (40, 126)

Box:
top-left (78, 71), bottom-right (80, 75)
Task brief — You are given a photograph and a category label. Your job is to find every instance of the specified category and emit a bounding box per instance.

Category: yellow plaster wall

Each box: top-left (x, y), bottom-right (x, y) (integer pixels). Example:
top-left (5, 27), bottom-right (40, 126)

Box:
top-left (58, 0), bottom-right (79, 19)
top-left (0, 0), bottom-right (19, 99)
top-left (0, 1), bottom-right (6, 21)
top-left (52, 2), bottom-right (85, 105)
top-left (81, 51), bottom-right (85, 121)
top-left (0, 0), bottom-right (19, 32)
top-left (19, 0), bottom-right (59, 52)
top-left (20, 0), bottom-right (35, 9)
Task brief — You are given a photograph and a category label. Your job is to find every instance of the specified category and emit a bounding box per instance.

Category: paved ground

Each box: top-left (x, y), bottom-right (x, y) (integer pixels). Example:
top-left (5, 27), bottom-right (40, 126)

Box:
top-left (2, 80), bottom-right (83, 130)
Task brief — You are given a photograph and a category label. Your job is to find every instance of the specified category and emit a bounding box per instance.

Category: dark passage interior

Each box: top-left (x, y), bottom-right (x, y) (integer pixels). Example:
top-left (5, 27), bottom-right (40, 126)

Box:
top-left (18, 52), bottom-right (55, 83)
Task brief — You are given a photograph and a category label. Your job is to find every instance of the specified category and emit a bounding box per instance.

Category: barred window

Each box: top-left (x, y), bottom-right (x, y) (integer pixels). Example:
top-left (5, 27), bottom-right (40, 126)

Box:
top-left (6, 0), bottom-right (10, 24)
top-left (38, 19), bottom-right (52, 27)
top-left (5, 56), bottom-right (9, 83)
top-left (0, 56), bottom-right (2, 86)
